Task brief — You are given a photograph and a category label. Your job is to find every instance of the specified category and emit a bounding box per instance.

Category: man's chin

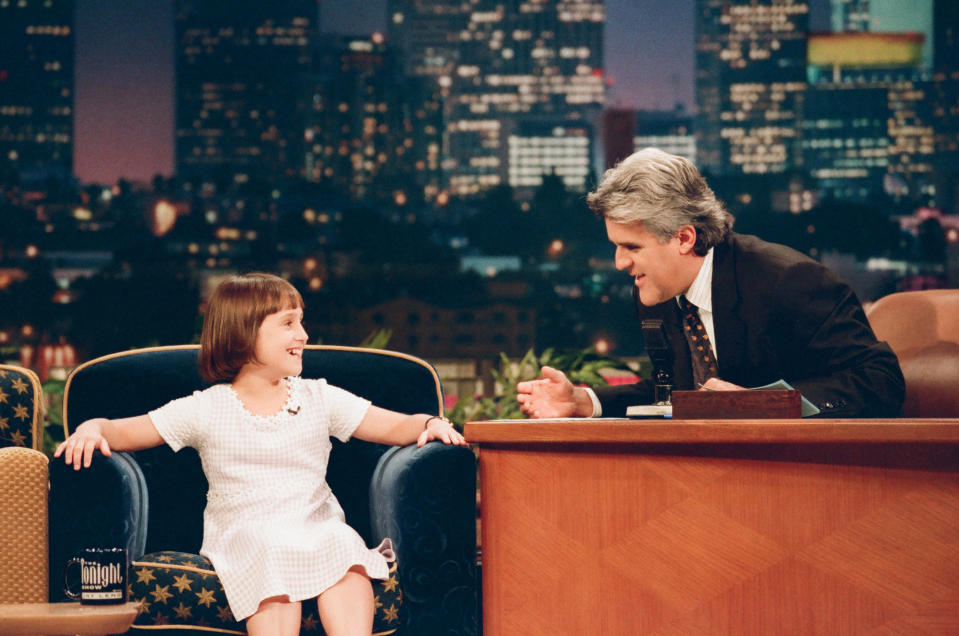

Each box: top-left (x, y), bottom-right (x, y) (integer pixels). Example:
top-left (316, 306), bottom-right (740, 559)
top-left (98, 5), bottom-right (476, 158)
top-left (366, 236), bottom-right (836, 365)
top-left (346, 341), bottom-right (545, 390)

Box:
top-left (637, 290), bottom-right (666, 307)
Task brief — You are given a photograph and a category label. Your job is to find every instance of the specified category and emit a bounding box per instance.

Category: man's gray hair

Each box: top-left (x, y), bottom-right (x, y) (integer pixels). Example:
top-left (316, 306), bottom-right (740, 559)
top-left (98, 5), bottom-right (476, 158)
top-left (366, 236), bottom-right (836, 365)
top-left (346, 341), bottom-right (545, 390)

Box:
top-left (586, 148), bottom-right (732, 255)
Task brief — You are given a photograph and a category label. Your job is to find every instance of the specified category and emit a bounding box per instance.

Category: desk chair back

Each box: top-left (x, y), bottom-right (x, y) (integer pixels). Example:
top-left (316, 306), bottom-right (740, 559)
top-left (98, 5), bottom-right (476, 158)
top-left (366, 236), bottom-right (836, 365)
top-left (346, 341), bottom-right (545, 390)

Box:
top-left (867, 289), bottom-right (959, 417)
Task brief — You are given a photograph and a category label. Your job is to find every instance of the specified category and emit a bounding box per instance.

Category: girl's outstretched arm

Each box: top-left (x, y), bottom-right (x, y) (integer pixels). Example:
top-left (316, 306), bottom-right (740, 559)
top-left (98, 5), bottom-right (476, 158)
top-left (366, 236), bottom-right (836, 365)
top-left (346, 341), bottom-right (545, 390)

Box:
top-left (352, 406), bottom-right (468, 448)
top-left (53, 414), bottom-right (165, 470)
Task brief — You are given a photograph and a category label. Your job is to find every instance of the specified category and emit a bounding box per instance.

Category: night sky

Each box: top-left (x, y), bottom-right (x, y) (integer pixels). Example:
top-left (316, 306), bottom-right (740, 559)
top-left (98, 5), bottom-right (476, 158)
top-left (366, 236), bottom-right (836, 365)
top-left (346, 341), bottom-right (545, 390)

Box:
top-left (73, 1), bottom-right (826, 185)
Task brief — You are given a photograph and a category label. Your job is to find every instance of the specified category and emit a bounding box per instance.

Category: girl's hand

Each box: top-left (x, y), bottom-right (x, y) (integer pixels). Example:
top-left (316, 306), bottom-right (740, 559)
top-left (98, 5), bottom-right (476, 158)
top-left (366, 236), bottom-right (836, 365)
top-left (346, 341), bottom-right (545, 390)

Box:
top-left (53, 418), bottom-right (112, 470)
top-left (417, 416), bottom-right (468, 447)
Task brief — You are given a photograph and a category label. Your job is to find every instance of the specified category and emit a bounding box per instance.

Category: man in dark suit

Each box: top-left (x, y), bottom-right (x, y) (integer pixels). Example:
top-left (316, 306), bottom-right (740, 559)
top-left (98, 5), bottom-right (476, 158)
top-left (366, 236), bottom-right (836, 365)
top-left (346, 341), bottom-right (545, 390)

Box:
top-left (517, 148), bottom-right (905, 418)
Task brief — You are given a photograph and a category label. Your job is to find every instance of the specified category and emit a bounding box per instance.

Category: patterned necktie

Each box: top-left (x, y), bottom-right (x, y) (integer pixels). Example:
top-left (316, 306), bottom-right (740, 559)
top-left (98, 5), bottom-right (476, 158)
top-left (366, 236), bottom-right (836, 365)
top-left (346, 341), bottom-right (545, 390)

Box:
top-left (679, 295), bottom-right (718, 386)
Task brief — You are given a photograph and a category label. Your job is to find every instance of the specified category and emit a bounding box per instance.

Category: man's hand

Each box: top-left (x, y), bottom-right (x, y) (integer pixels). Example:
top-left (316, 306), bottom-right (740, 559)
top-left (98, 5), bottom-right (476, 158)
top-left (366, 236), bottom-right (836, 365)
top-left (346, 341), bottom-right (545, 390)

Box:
top-left (699, 377), bottom-right (744, 391)
top-left (516, 366), bottom-right (593, 418)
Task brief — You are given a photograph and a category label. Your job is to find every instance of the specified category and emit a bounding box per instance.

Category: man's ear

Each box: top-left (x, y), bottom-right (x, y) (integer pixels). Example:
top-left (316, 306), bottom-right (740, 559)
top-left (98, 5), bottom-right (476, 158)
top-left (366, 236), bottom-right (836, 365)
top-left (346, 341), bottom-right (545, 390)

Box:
top-left (675, 225), bottom-right (698, 255)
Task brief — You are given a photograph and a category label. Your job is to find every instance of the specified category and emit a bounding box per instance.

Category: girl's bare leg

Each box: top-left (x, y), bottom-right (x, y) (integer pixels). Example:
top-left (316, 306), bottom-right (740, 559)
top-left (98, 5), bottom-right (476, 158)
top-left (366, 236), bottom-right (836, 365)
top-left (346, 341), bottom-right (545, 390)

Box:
top-left (246, 596), bottom-right (301, 636)
top-left (317, 566), bottom-right (374, 636)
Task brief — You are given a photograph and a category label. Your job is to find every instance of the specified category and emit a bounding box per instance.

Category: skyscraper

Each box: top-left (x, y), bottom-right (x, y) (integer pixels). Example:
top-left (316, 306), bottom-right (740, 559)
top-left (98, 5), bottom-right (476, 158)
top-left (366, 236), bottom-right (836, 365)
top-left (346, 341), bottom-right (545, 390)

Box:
top-left (932, 0), bottom-right (959, 212)
top-left (695, 0), bottom-right (809, 177)
top-left (389, 0), bottom-right (605, 197)
top-left (0, 0), bottom-right (74, 181)
top-left (305, 35), bottom-right (443, 203)
top-left (174, 0), bottom-right (319, 188)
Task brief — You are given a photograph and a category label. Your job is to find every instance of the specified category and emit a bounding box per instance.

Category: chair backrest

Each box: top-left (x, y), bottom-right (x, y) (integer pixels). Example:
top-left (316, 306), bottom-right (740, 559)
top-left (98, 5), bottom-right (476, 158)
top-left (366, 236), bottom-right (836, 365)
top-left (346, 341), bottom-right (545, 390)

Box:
top-left (0, 364), bottom-right (43, 450)
top-left (866, 289), bottom-right (959, 417)
top-left (62, 345), bottom-right (444, 554)
top-left (0, 447), bottom-right (49, 603)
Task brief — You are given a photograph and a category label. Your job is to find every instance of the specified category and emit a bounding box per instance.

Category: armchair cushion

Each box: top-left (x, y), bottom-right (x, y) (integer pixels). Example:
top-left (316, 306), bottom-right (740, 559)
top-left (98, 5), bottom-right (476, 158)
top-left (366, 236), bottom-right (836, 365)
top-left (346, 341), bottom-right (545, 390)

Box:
top-left (129, 551), bottom-right (402, 635)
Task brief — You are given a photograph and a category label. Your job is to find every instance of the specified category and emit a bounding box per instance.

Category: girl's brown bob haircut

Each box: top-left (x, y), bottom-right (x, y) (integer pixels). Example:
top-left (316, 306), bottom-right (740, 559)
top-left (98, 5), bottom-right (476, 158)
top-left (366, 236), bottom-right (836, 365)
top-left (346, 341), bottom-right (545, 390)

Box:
top-left (198, 272), bottom-right (304, 383)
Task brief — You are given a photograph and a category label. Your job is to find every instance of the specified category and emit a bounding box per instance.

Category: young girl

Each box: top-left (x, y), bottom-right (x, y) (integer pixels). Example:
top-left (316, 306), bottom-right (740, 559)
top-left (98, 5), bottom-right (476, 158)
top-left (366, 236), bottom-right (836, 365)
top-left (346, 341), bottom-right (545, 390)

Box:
top-left (54, 272), bottom-right (468, 636)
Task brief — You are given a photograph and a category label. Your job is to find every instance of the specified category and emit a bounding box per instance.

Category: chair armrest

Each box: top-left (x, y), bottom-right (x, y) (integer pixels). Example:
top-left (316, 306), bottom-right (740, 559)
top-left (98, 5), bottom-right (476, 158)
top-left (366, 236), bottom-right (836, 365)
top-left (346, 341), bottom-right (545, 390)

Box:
top-left (370, 443), bottom-right (478, 636)
top-left (48, 451), bottom-right (149, 602)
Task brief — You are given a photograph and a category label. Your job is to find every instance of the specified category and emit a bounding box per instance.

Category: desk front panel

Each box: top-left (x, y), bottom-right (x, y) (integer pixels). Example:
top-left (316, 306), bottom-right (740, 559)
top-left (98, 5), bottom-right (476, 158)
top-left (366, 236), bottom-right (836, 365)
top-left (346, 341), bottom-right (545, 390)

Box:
top-left (472, 421), bottom-right (959, 635)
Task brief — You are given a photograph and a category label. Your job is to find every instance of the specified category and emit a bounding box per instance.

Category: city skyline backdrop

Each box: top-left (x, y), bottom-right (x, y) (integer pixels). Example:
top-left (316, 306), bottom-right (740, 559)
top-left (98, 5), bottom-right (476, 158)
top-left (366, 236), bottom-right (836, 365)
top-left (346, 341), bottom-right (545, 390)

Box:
top-left (73, 0), bottom-right (831, 185)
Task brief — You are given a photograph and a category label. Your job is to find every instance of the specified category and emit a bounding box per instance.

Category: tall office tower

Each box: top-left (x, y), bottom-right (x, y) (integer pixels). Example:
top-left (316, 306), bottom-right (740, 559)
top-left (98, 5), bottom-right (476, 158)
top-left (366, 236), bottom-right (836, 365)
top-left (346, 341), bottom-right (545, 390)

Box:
top-left (804, 33), bottom-right (934, 203)
top-left (389, 0), bottom-right (605, 197)
top-left (634, 108), bottom-right (696, 165)
top-left (0, 0), bottom-right (74, 182)
top-left (174, 1), bottom-right (318, 189)
top-left (695, 0), bottom-right (809, 177)
top-left (831, 0), bottom-right (871, 31)
top-left (931, 0), bottom-right (959, 211)
top-left (507, 120), bottom-right (592, 197)
top-left (602, 108), bottom-right (635, 169)
top-left (305, 35), bottom-right (443, 203)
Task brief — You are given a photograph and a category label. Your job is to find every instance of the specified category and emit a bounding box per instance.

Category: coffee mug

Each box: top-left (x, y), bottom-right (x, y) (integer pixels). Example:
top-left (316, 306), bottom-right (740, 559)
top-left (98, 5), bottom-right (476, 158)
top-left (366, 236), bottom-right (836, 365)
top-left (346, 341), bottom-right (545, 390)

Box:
top-left (64, 547), bottom-right (128, 604)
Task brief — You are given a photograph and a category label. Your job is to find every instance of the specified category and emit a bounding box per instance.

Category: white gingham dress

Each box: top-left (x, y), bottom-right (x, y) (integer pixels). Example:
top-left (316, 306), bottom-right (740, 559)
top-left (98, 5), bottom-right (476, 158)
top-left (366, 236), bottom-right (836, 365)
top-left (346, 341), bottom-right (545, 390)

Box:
top-left (149, 376), bottom-right (393, 621)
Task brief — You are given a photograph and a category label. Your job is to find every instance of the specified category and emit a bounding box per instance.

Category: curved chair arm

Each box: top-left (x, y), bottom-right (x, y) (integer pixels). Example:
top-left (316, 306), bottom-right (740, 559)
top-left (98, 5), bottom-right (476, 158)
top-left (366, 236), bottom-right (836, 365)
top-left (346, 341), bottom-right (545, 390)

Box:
top-left (370, 443), bottom-right (478, 636)
top-left (48, 451), bottom-right (149, 602)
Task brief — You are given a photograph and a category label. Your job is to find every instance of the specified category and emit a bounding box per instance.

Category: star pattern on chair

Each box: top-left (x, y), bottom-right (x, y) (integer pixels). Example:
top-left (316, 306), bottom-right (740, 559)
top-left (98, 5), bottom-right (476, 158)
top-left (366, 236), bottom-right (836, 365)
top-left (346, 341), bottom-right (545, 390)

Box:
top-left (136, 567), bottom-right (157, 584)
top-left (0, 366), bottom-right (39, 450)
top-left (195, 587), bottom-right (217, 608)
top-left (215, 605), bottom-right (234, 623)
top-left (129, 550), bottom-right (403, 635)
top-left (172, 573), bottom-right (193, 592)
top-left (151, 584), bottom-right (173, 604)
top-left (173, 602), bottom-right (193, 620)
top-left (383, 604), bottom-right (400, 623)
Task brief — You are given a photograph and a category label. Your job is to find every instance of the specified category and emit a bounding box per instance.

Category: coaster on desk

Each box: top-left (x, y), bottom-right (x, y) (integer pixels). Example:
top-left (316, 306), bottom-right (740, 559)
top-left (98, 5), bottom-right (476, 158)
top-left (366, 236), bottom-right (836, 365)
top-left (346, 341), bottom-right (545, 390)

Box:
top-left (625, 404), bottom-right (672, 418)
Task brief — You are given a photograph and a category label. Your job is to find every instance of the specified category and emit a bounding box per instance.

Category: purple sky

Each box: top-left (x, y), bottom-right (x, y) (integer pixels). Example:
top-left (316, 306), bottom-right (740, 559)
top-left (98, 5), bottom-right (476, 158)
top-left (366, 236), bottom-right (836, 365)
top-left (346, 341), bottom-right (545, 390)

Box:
top-left (71, 0), bottom-right (746, 184)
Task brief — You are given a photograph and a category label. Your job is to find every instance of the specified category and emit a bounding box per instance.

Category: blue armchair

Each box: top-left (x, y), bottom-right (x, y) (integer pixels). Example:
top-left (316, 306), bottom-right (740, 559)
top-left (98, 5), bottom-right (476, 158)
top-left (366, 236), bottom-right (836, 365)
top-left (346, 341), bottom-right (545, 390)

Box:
top-left (49, 345), bottom-right (478, 635)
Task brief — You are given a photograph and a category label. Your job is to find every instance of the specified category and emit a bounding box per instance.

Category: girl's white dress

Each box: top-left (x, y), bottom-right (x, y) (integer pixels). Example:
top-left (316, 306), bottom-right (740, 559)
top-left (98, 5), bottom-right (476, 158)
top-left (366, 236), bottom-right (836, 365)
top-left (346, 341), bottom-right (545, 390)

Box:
top-left (149, 376), bottom-right (393, 621)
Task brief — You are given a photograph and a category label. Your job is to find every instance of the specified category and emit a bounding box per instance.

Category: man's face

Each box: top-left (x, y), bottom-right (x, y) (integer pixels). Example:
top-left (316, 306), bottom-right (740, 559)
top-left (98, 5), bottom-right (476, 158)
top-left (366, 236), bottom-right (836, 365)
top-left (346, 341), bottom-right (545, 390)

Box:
top-left (605, 218), bottom-right (695, 307)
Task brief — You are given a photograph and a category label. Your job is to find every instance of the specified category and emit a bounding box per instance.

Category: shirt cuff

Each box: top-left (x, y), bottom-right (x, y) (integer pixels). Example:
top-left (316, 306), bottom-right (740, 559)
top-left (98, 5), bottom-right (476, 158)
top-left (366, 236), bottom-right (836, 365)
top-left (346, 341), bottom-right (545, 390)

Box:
top-left (584, 387), bottom-right (603, 417)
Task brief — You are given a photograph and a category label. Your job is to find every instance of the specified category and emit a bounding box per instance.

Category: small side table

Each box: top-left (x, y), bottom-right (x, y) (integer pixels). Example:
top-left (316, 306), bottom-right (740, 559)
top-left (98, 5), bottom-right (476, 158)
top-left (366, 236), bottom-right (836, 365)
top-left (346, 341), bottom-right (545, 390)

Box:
top-left (0, 601), bottom-right (138, 635)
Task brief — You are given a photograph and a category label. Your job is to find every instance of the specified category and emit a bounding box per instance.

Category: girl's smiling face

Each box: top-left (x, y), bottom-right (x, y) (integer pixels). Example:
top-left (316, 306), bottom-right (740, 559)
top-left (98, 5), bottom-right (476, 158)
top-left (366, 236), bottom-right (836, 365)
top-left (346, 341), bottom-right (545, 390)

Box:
top-left (251, 305), bottom-right (308, 378)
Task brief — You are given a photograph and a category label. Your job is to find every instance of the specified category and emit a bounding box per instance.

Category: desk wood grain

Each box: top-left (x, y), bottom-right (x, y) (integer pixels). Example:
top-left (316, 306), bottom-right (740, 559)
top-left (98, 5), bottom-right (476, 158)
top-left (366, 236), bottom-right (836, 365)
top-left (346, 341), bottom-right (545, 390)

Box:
top-left (467, 419), bottom-right (959, 635)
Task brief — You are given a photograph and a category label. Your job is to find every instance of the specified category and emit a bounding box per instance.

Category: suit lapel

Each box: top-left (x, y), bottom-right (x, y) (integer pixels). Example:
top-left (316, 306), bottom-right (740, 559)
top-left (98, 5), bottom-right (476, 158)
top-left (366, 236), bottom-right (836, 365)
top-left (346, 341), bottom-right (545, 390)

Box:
top-left (711, 234), bottom-right (747, 378)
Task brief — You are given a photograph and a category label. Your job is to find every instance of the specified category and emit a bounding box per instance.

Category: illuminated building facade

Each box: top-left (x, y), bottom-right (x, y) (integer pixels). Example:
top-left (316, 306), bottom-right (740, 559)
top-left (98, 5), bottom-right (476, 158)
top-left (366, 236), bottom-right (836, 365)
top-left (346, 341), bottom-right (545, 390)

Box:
top-left (831, 0), bottom-right (934, 69)
top-left (174, 1), bottom-right (318, 188)
top-left (0, 0), bottom-right (74, 179)
top-left (634, 109), bottom-right (696, 165)
top-left (389, 0), bottom-right (606, 197)
top-left (305, 35), bottom-right (443, 203)
top-left (931, 0), bottom-right (959, 212)
top-left (804, 33), bottom-right (936, 203)
top-left (830, 0), bottom-right (871, 32)
top-left (695, 0), bottom-right (809, 177)
top-left (507, 121), bottom-right (592, 195)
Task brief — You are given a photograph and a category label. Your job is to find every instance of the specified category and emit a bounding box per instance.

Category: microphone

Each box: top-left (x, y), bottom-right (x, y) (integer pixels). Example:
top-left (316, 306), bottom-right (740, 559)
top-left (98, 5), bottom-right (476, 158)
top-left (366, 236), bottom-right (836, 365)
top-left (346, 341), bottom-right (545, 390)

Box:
top-left (641, 319), bottom-right (674, 405)
top-left (287, 405), bottom-right (301, 415)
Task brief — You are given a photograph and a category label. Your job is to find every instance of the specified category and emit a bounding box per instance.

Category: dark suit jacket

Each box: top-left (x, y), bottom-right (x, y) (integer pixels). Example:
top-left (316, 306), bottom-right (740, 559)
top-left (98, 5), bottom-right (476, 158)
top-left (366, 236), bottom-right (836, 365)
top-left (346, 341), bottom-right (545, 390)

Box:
top-left (593, 232), bottom-right (905, 417)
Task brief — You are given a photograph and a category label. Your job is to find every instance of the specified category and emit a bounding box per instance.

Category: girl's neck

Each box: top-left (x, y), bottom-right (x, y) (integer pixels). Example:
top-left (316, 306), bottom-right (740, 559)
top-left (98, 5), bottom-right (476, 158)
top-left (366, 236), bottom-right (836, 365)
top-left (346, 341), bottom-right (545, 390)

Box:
top-left (230, 368), bottom-right (290, 417)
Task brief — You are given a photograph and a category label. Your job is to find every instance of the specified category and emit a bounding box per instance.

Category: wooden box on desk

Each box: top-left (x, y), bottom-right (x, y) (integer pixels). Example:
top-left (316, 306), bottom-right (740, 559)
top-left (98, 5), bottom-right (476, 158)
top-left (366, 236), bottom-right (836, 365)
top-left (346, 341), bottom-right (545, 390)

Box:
top-left (671, 389), bottom-right (801, 419)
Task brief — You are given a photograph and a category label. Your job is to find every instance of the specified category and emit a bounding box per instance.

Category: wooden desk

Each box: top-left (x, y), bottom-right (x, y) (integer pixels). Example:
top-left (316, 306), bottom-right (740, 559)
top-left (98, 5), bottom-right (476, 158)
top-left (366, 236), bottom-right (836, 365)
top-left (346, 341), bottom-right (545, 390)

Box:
top-left (466, 418), bottom-right (959, 635)
top-left (0, 602), bottom-right (138, 635)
